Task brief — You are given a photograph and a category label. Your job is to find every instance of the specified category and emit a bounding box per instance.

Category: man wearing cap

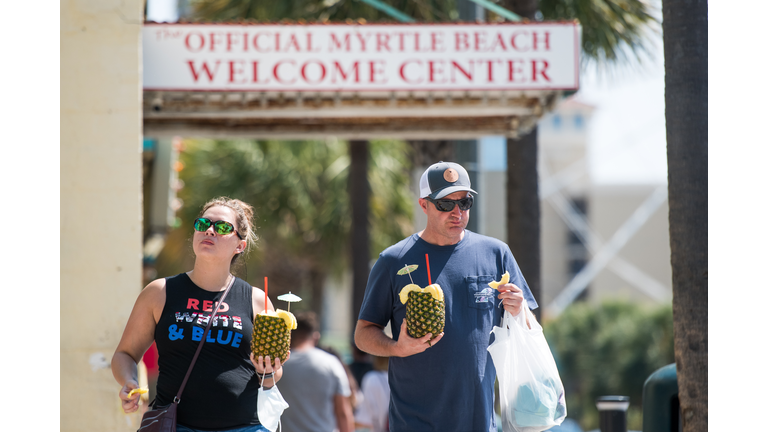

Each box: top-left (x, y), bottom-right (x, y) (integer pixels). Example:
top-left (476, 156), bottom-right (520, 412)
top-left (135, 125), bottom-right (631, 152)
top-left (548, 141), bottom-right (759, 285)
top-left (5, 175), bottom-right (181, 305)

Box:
top-left (355, 161), bottom-right (538, 432)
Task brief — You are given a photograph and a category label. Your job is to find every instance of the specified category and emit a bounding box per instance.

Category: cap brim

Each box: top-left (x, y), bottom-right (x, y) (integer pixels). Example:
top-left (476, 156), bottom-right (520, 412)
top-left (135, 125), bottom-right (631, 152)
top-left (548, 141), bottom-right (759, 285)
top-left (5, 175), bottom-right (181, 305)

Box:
top-left (431, 186), bottom-right (478, 199)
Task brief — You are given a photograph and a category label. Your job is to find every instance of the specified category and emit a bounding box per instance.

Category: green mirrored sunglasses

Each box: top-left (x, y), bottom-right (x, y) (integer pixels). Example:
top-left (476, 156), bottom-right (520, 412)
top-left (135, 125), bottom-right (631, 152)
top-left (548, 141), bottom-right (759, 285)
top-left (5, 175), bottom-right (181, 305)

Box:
top-left (193, 218), bottom-right (244, 239)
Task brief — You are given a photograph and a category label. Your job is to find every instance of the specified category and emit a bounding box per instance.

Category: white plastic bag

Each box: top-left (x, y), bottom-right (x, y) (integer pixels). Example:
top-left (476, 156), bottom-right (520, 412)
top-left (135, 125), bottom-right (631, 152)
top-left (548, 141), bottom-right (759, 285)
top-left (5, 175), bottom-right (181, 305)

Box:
top-left (488, 300), bottom-right (566, 432)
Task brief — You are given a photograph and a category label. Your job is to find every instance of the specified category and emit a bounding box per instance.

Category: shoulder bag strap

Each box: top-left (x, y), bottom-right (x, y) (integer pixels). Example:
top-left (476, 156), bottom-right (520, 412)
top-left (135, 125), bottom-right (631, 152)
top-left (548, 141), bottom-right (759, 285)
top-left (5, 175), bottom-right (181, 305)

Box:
top-left (173, 275), bottom-right (237, 403)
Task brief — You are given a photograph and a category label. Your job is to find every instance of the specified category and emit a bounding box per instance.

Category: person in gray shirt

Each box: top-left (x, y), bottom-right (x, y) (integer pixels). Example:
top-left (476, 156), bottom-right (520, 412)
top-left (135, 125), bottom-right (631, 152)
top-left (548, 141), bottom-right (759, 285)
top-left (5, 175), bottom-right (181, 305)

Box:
top-left (279, 311), bottom-right (354, 432)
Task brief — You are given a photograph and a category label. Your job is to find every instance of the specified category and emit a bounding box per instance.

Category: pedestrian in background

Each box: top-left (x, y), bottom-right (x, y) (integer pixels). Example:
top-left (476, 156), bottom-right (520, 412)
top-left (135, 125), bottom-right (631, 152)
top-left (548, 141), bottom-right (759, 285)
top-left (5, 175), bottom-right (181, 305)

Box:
top-left (354, 355), bottom-right (390, 432)
top-left (348, 345), bottom-right (373, 390)
top-left (322, 344), bottom-right (362, 417)
top-left (355, 161), bottom-right (537, 432)
top-left (280, 311), bottom-right (354, 432)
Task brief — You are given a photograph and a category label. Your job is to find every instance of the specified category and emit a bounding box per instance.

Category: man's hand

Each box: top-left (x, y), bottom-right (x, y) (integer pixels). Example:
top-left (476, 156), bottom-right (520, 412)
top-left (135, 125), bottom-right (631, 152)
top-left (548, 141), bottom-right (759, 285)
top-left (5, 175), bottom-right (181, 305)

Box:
top-left (497, 283), bottom-right (533, 329)
top-left (394, 318), bottom-right (443, 357)
top-left (497, 282), bottom-right (525, 315)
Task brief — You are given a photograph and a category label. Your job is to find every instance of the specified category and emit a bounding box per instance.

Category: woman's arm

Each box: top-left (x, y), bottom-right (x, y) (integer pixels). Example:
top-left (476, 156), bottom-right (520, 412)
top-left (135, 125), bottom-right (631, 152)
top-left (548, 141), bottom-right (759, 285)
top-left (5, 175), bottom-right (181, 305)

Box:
top-left (112, 278), bottom-right (165, 413)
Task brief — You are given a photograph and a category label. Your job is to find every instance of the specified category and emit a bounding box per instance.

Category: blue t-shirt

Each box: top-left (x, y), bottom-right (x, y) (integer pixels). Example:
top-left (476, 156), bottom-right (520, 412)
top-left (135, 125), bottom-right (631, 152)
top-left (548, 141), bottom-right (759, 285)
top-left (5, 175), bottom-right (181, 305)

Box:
top-left (358, 230), bottom-right (538, 432)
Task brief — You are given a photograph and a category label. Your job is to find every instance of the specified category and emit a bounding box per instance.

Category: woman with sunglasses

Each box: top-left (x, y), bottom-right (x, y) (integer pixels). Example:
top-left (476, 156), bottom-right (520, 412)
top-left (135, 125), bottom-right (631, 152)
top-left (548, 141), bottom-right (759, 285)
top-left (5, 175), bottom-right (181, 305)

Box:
top-left (112, 197), bottom-right (287, 432)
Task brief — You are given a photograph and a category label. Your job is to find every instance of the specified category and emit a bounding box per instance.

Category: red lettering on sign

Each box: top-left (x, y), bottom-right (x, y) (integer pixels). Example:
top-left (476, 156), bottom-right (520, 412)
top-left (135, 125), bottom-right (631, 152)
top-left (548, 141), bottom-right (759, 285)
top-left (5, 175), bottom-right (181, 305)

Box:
top-left (414, 33), bottom-right (427, 52)
top-left (226, 33), bottom-right (241, 52)
top-left (306, 33), bottom-right (320, 52)
top-left (285, 33), bottom-right (301, 52)
top-left (209, 32), bottom-right (223, 52)
top-left (428, 60), bottom-right (447, 83)
top-left (474, 31), bottom-right (488, 51)
top-left (369, 60), bottom-right (387, 84)
top-left (531, 60), bottom-right (550, 81)
top-left (451, 60), bottom-right (473, 82)
top-left (185, 32), bottom-right (205, 52)
top-left (332, 61), bottom-right (360, 83)
top-left (400, 59), bottom-right (423, 84)
top-left (330, 33), bottom-right (351, 52)
top-left (251, 61), bottom-right (270, 83)
top-left (508, 60), bottom-right (525, 82)
top-left (455, 32), bottom-right (470, 52)
top-left (395, 32), bottom-right (410, 51)
top-left (187, 298), bottom-right (199, 310)
top-left (488, 33), bottom-right (507, 51)
top-left (273, 60), bottom-right (297, 84)
top-left (484, 60), bottom-right (501, 82)
top-left (376, 33), bottom-right (391, 52)
top-left (510, 32), bottom-right (530, 51)
top-left (229, 60), bottom-right (246, 83)
top-left (533, 32), bottom-right (551, 51)
top-left (187, 60), bottom-right (221, 82)
top-left (431, 32), bottom-right (445, 52)
top-left (301, 60), bottom-right (327, 84)
top-left (355, 32), bottom-right (372, 51)
top-left (253, 32), bottom-right (272, 52)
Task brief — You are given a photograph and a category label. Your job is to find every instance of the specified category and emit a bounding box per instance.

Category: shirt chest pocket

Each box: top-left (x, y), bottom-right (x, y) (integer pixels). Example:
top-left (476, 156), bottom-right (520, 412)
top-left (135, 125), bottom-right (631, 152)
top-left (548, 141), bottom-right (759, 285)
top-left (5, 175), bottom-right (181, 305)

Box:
top-left (466, 275), bottom-right (496, 310)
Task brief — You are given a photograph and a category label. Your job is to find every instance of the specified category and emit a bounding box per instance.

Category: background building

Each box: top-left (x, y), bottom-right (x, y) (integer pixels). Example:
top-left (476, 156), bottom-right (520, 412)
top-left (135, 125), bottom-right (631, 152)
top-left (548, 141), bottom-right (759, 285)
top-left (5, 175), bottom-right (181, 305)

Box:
top-left (470, 97), bottom-right (672, 319)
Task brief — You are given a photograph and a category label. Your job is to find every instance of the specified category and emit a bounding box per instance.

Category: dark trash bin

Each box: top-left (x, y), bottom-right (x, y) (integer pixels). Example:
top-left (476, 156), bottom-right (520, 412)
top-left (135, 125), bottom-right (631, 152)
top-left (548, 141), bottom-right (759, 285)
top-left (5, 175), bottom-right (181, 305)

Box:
top-left (596, 395), bottom-right (629, 432)
top-left (642, 363), bottom-right (680, 432)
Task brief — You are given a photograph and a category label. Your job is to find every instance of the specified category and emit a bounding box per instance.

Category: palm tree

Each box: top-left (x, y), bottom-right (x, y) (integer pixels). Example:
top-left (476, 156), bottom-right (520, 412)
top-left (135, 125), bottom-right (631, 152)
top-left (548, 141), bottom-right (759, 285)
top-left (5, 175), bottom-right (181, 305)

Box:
top-left (661, 0), bottom-right (708, 430)
top-left (349, 140), bottom-right (370, 337)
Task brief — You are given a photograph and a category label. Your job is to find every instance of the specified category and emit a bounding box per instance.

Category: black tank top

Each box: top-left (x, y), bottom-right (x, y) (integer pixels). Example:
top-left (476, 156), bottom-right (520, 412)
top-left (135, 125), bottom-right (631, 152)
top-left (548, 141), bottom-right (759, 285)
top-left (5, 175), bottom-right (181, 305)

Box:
top-left (154, 273), bottom-right (260, 430)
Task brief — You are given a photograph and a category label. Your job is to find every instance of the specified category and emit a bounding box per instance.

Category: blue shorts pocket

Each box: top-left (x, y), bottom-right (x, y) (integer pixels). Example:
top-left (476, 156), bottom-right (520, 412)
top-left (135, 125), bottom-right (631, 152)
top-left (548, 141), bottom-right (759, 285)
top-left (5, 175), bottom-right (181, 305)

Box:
top-left (466, 275), bottom-right (496, 310)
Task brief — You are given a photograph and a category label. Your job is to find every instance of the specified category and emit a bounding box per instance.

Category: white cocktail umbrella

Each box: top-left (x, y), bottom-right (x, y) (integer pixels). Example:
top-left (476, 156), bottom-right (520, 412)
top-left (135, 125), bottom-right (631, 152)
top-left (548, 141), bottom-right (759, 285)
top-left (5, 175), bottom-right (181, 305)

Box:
top-left (277, 292), bottom-right (302, 313)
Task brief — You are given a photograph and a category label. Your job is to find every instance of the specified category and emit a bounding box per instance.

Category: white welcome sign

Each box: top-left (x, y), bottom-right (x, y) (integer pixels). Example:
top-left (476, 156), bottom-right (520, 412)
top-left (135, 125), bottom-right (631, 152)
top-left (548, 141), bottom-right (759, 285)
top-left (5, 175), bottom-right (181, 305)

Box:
top-left (143, 22), bottom-right (580, 92)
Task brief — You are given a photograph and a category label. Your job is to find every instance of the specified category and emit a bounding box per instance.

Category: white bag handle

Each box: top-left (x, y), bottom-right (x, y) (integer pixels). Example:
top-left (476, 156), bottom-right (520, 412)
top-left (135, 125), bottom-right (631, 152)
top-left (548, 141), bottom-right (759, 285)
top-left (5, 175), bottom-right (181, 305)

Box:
top-left (501, 299), bottom-right (542, 333)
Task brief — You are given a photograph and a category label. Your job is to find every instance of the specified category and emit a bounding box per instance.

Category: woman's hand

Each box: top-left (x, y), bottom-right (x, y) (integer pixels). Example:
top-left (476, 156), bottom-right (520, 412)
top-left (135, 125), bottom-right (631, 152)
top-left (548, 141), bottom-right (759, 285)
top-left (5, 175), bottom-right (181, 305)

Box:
top-left (250, 351), bottom-right (290, 388)
top-left (118, 379), bottom-right (142, 414)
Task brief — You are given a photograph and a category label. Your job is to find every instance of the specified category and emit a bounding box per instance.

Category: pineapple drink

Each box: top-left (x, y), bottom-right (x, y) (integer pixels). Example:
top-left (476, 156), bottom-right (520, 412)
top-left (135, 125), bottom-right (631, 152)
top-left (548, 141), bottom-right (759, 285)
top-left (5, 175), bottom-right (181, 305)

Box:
top-left (399, 283), bottom-right (445, 343)
top-left (251, 309), bottom-right (297, 366)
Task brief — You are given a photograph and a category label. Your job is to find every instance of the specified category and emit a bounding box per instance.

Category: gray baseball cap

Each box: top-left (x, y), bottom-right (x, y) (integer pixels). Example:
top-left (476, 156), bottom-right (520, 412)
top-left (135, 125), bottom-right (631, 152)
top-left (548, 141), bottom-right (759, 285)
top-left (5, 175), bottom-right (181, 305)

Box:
top-left (419, 161), bottom-right (478, 199)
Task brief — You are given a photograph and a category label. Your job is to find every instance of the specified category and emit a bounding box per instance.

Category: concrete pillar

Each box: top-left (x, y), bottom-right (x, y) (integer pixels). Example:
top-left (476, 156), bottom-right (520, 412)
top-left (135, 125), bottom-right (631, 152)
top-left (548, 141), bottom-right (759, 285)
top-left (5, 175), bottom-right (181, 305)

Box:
top-left (61, 0), bottom-right (144, 430)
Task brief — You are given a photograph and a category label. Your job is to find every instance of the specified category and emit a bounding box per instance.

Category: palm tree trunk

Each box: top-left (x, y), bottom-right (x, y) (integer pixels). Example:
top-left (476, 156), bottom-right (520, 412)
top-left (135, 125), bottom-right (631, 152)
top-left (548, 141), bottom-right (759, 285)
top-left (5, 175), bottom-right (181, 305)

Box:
top-left (349, 140), bottom-right (371, 339)
top-left (662, 0), bottom-right (708, 430)
top-left (499, 0), bottom-right (542, 321)
top-left (309, 266), bottom-right (327, 318)
top-left (506, 128), bottom-right (542, 321)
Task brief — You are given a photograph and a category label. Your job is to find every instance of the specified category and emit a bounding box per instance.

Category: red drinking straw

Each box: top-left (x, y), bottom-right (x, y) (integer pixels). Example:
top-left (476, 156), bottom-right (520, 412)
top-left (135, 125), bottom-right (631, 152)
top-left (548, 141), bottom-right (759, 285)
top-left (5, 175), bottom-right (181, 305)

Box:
top-left (425, 254), bottom-right (432, 285)
top-left (264, 277), bottom-right (268, 313)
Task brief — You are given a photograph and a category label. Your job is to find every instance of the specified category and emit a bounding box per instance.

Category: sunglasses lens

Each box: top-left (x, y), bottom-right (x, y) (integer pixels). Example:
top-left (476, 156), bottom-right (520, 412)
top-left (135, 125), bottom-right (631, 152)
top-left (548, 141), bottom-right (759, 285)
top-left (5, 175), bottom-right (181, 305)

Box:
top-left (458, 197), bottom-right (473, 211)
top-left (194, 218), bottom-right (212, 232)
top-left (437, 201), bottom-right (456, 211)
top-left (431, 196), bottom-right (473, 212)
top-left (214, 221), bottom-right (235, 235)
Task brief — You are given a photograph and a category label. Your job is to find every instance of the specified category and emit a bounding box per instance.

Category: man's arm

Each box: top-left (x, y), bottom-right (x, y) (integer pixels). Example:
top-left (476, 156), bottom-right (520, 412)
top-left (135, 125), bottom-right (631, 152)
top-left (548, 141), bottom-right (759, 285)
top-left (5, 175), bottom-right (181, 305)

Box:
top-left (354, 318), bottom-right (443, 357)
top-left (333, 393), bottom-right (354, 432)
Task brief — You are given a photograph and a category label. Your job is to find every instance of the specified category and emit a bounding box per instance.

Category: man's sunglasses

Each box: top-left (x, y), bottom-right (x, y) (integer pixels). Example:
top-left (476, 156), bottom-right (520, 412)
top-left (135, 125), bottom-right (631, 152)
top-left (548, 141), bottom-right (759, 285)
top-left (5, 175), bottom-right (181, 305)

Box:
top-left (425, 196), bottom-right (474, 212)
top-left (193, 218), bottom-right (244, 239)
